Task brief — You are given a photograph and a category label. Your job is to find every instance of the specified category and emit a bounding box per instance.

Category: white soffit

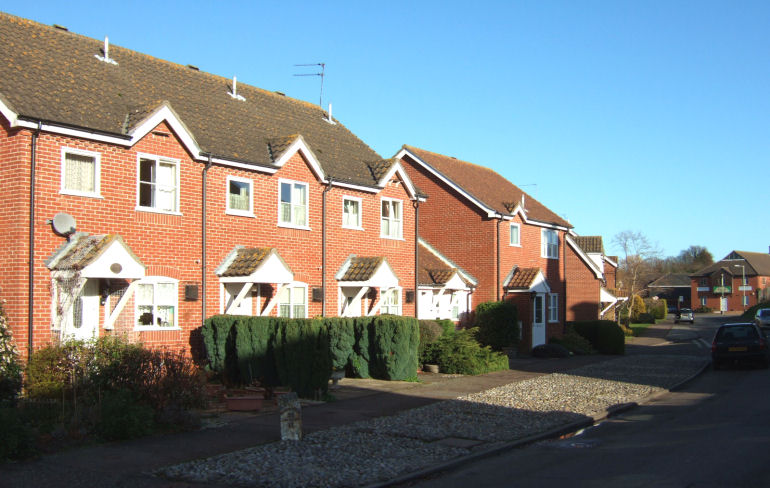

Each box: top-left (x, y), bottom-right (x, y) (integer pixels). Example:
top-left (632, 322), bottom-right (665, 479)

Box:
top-left (80, 239), bottom-right (145, 279)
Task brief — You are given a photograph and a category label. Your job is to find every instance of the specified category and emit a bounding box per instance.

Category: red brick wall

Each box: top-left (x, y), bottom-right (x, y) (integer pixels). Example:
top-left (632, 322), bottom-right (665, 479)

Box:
top-left (0, 121), bottom-right (416, 358)
top-left (691, 275), bottom-right (765, 312)
top-left (399, 153), bottom-right (567, 345)
top-left (564, 242), bottom-right (600, 321)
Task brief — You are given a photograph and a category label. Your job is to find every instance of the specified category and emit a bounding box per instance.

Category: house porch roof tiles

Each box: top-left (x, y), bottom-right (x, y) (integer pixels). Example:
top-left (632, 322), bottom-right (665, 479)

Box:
top-left (339, 257), bottom-right (385, 282)
top-left (0, 12), bottom-right (397, 188)
top-left (219, 248), bottom-right (274, 277)
top-left (504, 267), bottom-right (541, 289)
top-left (418, 243), bottom-right (474, 287)
top-left (402, 145), bottom-right (571, 228)
top-left (46, 233), bottom-right (144, 271)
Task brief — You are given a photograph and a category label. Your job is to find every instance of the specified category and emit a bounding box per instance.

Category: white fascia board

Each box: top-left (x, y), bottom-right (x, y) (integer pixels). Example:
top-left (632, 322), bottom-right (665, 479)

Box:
top-left (210, 156), bottom-right (278, 174)
top-left (334, 255), bottom-right (355, 281)
top-left (443, 272), bottom-right (469, 291)
top-left (128, 104), bottom-right (202, 155)
top-left (15, 118), bottom-right (132, 146)
top-left (566, 235), bottom-right (603, 279)
top-left (273, 136), bottom-right (326, 182)
top-left (522, 217), bottom-right (570, 231)
top-left (395, 147), bottom-right (498, 218)
top-left (377, 161), bottom-right (418, 200)
top-left (0, 96), bottom-right (20, 127)
top-left (326, 180), bottom-right (379, 193)
top-left (80, 239), bottom-right (146, 280)
top-left (418, 238), bottom-right (478, 286)
top-left (604, 256), bottom-right (618, 268)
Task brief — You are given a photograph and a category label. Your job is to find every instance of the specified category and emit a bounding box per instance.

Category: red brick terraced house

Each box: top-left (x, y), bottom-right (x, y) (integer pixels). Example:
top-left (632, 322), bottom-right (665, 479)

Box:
top-left (690, 251), bottom-right (770, 313)
top-left (565, 235), bottom-right (619, 321)
top-left (0, 13), bottom-right (422, 359)
top-left (396, 145), bottom-right (577, 350)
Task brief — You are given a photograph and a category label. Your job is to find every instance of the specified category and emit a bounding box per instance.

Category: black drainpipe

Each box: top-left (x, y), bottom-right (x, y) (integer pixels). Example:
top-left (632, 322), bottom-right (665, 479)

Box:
top-left (321, 178), bottom-right (333, 316)
top-left (201, 153), bottom-right (213, 324)
top-left (28, 121), bottom-right (42, 358)
top-left (413, 199), bottom-right (420, 319)
top-left (496, 216), bottom-right (502, 301)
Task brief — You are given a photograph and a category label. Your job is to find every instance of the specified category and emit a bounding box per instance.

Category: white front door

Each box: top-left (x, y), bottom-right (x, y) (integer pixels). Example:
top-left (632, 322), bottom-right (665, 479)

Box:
top-left (532, 293), bottom-right (546, 348)
top-left (70, 279), bottom-right (100, 341)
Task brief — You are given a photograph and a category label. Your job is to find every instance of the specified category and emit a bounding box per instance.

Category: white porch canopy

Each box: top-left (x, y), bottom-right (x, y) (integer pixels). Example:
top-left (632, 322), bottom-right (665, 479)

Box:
top-left (216, 247), bottom-right (294, 315)
top-left (336, 256), bottom-right (400, 317)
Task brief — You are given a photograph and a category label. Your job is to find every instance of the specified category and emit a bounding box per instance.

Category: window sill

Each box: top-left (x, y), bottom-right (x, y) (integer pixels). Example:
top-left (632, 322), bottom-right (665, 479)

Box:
top-left (60, 190), bottom-right (103, 199)
top-left (509, 243), bottom-right (522, 247)
top-left (278, 222), bottom-right (311, 231)
top-left (135, 326), bottom-right (182, 332)
top-left (136, 206), bottom-right (183, 216)
top-left (343, 225), bottom-right (365, 231)
top-left (380, 235), bottom-right (405, 241)
top-left (226, 210), bottom-right (256, 218)
top-left (542, 256), bottom-right (559, 260)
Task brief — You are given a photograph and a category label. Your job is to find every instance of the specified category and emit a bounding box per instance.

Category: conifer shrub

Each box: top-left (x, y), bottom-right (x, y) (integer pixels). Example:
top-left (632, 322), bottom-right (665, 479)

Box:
top-left (435, 319), bottom-right (456, 337)
top-left (327, 317), bottom-right (355, 372)
top-left (272, 318), bottom-right (332, 398)
top-left (474, 300), bottom-right (519, 350)
top-left (418, 320), bottom-right (444, 364)
top-left (351, 316), bottom-right (374, 378)
top-left (425, 328), bottom-right (508, 375)
top-left (549, 325), bottom-right (596, 355)
top-left (369, 316), bottom-right (419, 381)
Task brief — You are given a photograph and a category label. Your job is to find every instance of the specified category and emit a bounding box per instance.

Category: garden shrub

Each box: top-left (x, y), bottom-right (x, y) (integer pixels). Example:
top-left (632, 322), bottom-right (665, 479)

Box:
top-left (654, 299), bottom-right (667, 320)
top-left (201, 315), bottom-right (242, 375)
top-left (435, 319), bottom-right (456, 337)
top-left (425, 328), bottom-right (508, 375)
top-left (327, 317), bottom-right (355, 372)
top-left (0, 407), bottom-right (36, 461)
top-left (634, 313), bottom-right (656, 324)
top-left (418, 320), bottom-right (444, 364)
top-left (351, 316), bottom-right (373, 378)
top-left (272, 318), bottom-right (332, 398)
top-left (568, 320), bottom-right (625, 355)
top-left (369, 316), bottom-right (419, 381)
top-left (549, 325), bottom-right (596, 355)
top-left (0, 299), bottom-right (22, 407)
top-left (474, 300), bottom-right (519, 350)
top-left (629, 295), bottom-right (646, 321)
top-left (233, 317), bottom-right (279, 386)
top-left (96, 389), bottom-right (154, 441)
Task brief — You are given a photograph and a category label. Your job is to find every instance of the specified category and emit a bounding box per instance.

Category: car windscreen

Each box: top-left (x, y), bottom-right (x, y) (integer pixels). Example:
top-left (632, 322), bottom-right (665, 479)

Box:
top-left (759, 310), bottom-right (770, 318)
top-left (716, 326), bottom-right (758, 341)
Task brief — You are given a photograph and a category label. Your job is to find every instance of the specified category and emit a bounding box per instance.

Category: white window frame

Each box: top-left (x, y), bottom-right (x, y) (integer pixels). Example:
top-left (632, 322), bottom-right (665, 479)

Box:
top-left (134, 276), bottom-right (179, 330)
top-left (380, 197), bottom-right (403, 240)
top-left (548, 293), bottom-right (559, 323)
top-left (342, 196), bottom-right (363, 230)
top-left (278, 179), bottom-right (310, 230)
top-left (278, 282), bottom-right (308, 318)
top-left (136, 153), bottom-right (181, 214)
top-left (541, 229), bottom-right (559, 259)
top-left (380, 287), bottom-right (402, 315)
top-left (743, 295), bottom-right (749, 307)
top-left (700, 296), bottom-right (707, 307)
top-left (60, 147), bottom-right (102, 198)
top-left (226, 175), bottom-right (254, 217)
top-left (509, 223), bottom-right (521, 247)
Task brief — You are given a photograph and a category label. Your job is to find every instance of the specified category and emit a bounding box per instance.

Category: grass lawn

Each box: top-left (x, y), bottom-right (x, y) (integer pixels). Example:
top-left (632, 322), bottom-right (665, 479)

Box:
top-left (629, 323), bottom-right (654, 337)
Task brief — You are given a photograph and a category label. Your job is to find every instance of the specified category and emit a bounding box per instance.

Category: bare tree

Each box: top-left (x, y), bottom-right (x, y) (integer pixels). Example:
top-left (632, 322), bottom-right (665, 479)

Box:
top-left (612, 230), bottom-right (661, 299)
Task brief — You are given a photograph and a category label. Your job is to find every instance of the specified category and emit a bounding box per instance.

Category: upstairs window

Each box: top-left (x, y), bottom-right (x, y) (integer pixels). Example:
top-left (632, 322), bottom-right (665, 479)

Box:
top-left (138, 155), bottom-right (179, 213)
top-left (279, 180), bottom-right (308, 228)
top-left (541, 229), bottom-right (559, 259)
top-left (226, 176), bottom-right (253, 216)
top-left (61, 148), bottom-right (100, 197)
top-left (381, 198), bottom-right (403, 239)
top-left (510, 223), bottom-right (521, 246)
top-left (342, 196), bottom-right (363, 229)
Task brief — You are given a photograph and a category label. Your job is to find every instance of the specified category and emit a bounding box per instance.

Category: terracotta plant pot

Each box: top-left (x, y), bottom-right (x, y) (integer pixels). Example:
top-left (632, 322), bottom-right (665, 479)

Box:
top-left (224, 395), bottom-right (263, 412)
top-left (423, 364), bottom-right (439, 374)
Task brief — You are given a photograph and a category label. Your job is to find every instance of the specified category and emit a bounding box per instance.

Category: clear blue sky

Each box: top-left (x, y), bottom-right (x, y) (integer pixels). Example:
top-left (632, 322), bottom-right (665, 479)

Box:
top-left (5, 1), bottom-right (767, 261)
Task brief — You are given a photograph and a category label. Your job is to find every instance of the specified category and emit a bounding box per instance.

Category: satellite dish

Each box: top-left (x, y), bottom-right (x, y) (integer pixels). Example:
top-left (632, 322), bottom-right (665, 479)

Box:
top-left (52, 212), bottom-right (77, 236)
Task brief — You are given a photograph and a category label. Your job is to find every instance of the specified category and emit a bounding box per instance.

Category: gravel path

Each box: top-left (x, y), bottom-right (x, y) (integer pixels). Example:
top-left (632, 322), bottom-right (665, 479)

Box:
top-left (157, 354), bottom-right (706, 488)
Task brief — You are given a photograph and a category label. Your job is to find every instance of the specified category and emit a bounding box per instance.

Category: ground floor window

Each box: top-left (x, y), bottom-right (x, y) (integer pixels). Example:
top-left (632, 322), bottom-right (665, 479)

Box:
top-left (548, 293), bottom-right (559, 322)
top-left (380, 288), bottom-right (401, 315)
top-left (136, 277), bottom-right (178, 328)
top-left (278, 283), bottom-right (307, 318)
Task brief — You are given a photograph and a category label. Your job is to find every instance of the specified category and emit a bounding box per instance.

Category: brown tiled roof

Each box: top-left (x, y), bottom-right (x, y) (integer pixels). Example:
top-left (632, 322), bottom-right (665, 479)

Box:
top-left (403, 145), bottom-right (571, 228)
top-left (220, 248), bottom-right (273, 277)
top-left (417, 241), bottom-right (472, 286)
top-left (340, 257), bottom-right (384, 281)
top-left (0, 13), bottom-right (386, 187)
top-left (574, 236), bottom-right (604, 254)
top-left (647, 273), bottom-right (691, 288)
top-left (504, 267), bottom-right (541, 289)
top-left (48, 234), bottom-right (115, 271)
top-left (692, 250), bottom-right (770, 277)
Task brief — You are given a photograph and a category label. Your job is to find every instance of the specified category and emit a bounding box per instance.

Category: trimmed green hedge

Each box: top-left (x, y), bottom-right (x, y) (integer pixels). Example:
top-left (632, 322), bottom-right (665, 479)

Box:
top-left (201, 315), bottom-right (420, 396)
top-left (425, 328), bottom-right (509, 375)
top-left (474, 300), bottom-right (519, 350)
top-left (567, 320), bottom-right (625, 355)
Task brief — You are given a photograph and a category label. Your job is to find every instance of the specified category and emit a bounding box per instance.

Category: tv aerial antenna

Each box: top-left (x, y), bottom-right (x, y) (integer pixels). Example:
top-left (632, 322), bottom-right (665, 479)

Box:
top-left (293, 63), bottom-right (325, 107)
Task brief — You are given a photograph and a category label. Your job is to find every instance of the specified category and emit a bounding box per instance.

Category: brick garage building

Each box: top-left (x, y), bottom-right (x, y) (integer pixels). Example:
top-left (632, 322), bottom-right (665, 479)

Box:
top-left (396, 145), bottom-right (579, 350)
top-left (0, 13), bottom-right (420, 358)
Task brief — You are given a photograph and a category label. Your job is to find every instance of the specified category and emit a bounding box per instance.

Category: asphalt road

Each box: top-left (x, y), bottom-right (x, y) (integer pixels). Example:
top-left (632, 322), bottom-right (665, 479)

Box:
top-left (406, 313), bottom-right (770, 488)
